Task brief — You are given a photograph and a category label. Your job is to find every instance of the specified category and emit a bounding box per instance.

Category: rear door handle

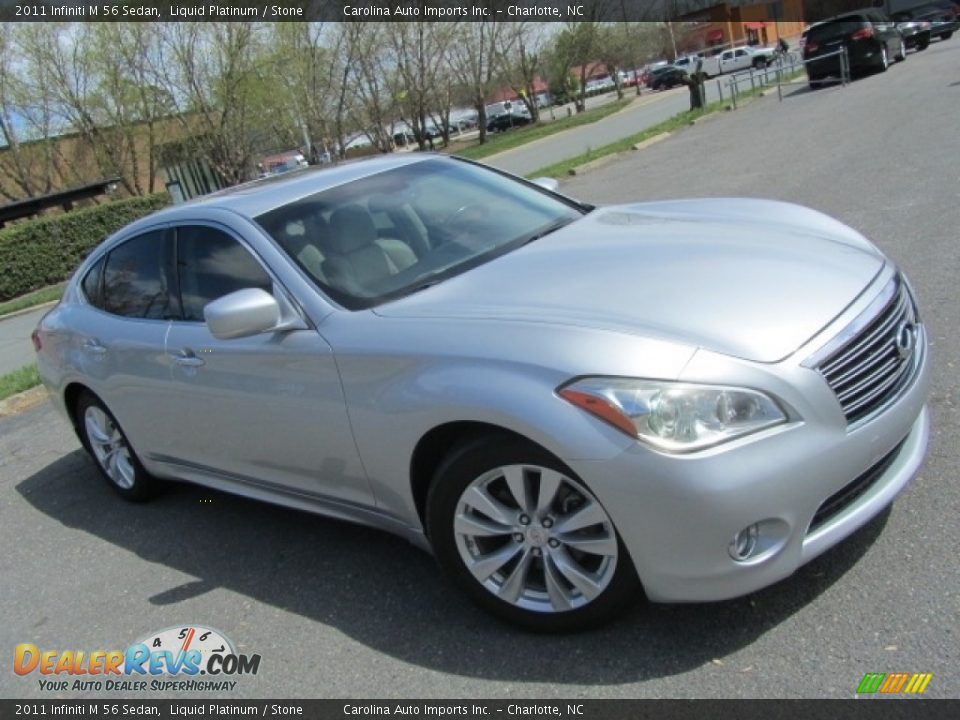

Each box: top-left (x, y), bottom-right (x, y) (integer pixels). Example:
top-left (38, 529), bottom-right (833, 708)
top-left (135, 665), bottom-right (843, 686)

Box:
top-left (170, 349), bottom-right (205, 368)
top-left (82, 339), bottom-right (107, 356)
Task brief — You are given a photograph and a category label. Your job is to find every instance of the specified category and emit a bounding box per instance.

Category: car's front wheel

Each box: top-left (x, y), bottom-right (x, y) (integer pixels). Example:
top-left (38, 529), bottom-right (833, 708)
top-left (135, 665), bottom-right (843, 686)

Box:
top-left (427, 434), bottom-right (639, 631)
top-left (76, 391), bottom-right (158, 501)
top-left (896, 40), bottom-right (906, 62)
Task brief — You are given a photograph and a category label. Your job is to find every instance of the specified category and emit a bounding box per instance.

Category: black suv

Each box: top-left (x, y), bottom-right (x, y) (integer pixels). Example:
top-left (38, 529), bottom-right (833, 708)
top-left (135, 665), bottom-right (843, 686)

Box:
top-left (802, 12), bottom-right (906, 87)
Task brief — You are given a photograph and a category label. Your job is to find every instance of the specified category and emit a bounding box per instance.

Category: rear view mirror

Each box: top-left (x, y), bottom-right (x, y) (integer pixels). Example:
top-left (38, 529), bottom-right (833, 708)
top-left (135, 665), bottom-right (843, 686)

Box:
top-left (204, 288), bottom-right (281, 340)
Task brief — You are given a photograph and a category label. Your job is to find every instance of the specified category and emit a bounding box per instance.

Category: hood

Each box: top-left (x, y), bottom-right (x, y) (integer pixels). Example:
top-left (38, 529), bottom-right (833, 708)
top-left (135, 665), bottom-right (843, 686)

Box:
top-left (376, 199), bottom-right (886, 363)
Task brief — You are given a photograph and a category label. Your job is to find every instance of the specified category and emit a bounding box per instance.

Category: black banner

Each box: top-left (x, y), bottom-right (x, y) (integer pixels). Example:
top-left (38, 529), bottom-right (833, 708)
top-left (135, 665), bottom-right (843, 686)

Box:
top-left (0, 0), bottom-right (878, 23)
top-left (1, 701), bottom-right (959, 720)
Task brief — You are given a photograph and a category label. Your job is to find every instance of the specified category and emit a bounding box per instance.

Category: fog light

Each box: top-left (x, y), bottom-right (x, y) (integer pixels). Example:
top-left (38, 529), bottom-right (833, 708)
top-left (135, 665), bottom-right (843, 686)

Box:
top-left (730, 524), bottom-right (760, 561)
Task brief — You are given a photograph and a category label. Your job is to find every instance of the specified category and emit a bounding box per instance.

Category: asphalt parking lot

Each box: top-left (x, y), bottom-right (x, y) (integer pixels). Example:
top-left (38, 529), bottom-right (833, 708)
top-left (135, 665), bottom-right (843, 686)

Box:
top-left (2, 42), bottom-right (958, 700)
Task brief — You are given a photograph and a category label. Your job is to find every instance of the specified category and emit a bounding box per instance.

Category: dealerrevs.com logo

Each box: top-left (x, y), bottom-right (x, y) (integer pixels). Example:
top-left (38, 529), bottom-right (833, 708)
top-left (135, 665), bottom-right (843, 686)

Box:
top-left (14, 625), bottom-right (261, 692)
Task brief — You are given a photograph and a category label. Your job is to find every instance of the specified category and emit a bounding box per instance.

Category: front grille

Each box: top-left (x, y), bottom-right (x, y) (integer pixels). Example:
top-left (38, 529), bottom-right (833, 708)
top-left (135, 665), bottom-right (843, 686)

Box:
top-left (808, 440), bottom-right (905, 533)
top-left (817, 279), bottom-right (919, 425)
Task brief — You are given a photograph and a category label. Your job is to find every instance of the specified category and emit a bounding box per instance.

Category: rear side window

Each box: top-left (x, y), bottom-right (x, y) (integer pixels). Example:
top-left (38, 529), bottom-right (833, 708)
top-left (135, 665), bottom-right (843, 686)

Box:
top-left (176, 225), bottom-right (273, 322)
top-left (807, 19), bottom-right (865, 43)
top-left (81, 256), bottom-right (105, 307)
top-left (101, 230), bottom-right (176, 319)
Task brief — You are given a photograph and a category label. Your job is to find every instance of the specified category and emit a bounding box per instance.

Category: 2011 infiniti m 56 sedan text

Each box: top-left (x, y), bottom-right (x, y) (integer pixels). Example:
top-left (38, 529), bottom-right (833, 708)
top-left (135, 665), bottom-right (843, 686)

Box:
top-left (33, 156), bottom-right (930, 630)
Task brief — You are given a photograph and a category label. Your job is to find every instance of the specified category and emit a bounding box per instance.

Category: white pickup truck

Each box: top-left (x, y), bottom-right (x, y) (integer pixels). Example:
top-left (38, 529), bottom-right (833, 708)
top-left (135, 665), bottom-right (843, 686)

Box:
top-left (714, 46), bottom-right (779, 74)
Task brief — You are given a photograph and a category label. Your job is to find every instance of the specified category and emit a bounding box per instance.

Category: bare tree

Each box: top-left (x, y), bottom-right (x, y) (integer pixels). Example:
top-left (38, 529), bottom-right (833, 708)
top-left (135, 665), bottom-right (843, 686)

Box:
top-left (385, 21), bottom-right (454, 151)
top-left (156, 22), bottom-right (267, 186)
top-left (449, 21), bottom-right (513, 145)
top-left (497, 23), bottom-right (548, 122)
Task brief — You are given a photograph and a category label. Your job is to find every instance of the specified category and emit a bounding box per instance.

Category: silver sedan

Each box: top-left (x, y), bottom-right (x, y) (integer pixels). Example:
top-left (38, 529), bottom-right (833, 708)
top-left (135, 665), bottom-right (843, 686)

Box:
top-left (33, 155), bottom-right (930, 631)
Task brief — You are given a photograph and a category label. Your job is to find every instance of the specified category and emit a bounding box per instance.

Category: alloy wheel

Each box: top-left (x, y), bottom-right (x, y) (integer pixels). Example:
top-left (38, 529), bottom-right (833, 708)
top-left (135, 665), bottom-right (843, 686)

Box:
top-left (452, 463), bottom-right (618, 613)
top-left (83, 405), bottom-right (136, 490)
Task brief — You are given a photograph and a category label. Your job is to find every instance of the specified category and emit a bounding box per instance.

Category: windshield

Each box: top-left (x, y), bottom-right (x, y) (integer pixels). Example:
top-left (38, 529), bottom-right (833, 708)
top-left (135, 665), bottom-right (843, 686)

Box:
top-left (255, 158), bottom-right (584, 309)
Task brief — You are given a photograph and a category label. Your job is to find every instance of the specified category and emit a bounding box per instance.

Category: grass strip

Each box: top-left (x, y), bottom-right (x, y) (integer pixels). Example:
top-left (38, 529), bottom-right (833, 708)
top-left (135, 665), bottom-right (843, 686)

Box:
top-left (0, 364), bottom-right (41, 402)
top-left (527, 72), bottom-right (804, 179)
top-left (0, 283), bottom-right (64, 318)
top-left (448, 97), bottom-right (634, 160)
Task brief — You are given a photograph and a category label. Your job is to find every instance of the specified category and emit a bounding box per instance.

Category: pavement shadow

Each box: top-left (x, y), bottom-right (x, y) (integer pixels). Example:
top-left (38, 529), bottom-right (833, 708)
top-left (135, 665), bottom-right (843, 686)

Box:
top-left (17, 451), bottom-right (890, 685)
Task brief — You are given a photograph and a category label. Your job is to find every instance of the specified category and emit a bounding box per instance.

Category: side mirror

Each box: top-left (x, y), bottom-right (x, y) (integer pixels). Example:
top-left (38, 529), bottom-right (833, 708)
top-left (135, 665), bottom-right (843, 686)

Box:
top-left (204, 288), bottom-right (281, 340)
top-left (532, 177), bottom-right (560, 192)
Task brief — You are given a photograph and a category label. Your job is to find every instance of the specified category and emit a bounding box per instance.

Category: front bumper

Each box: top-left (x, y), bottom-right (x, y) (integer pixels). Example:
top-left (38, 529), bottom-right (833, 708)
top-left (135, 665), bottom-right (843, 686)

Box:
top-left (567, 330), bottom-right (930, 604)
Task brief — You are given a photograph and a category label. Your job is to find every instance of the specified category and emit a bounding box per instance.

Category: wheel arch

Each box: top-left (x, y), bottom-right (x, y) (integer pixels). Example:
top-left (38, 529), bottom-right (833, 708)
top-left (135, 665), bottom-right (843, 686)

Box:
top-left (63, 381), bottom-right (95, 439)
top-left (409, 421), bottom-right (542, 532)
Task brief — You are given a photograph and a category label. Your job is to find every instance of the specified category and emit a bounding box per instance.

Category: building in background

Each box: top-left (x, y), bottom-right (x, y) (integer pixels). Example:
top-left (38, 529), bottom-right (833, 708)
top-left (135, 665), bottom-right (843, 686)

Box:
top-left (675, 1), bottom-right (808, 53)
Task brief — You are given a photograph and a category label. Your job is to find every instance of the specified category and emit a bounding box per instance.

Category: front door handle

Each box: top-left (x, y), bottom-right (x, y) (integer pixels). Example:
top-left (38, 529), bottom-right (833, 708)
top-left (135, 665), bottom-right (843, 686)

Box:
top-left (170, 349), bottom-right (205, 368)
top-left (82, 338), bottom-right (107, 356)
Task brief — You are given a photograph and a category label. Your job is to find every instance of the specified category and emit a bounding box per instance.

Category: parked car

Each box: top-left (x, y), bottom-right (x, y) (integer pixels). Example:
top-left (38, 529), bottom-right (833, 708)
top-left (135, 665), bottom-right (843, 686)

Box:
top-left (893, 3), bottom-right (957, 41)
top-left (33, 155), bottom-right (930, 631)
top-left (802, 11), bottom-right (906, 87)
top-left (486, 112), bottom-right (532, 133)
top-left (893, 15), bottom-right (933, 50)
top-left (716, 45), bottom-right (778, 74)
top-left (648, 65), bottom-right (688, 90)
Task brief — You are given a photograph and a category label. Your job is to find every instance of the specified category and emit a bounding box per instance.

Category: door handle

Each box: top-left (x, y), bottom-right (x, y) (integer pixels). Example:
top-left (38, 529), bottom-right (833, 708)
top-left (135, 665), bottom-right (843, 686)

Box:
top-left (170, 349), bottom-right (205, 368)
top-left (82, 339), bottom-right (107, 355)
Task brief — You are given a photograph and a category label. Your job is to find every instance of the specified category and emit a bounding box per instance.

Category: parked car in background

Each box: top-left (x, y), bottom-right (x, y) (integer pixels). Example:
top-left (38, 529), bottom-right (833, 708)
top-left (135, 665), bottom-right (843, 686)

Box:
top-left (802, 11), bottom-right (906, 87)
top-left (716, 45), bottom-right (778, 74)
top-left (486, 112), bottom-right (532, 133)
top-left (893, 15), bottom-right (933, 50)
top-left (893, 3), bottom-right (957, 41)
top-left (648, 65), bottom-right (688, 91)
top-left (33, 154), bottom-right (930, 631)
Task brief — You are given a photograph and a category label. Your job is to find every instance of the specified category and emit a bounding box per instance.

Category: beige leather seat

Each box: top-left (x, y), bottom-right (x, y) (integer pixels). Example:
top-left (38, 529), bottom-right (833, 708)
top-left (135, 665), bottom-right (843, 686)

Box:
top-left (323, 205), bottom-right (417, 295)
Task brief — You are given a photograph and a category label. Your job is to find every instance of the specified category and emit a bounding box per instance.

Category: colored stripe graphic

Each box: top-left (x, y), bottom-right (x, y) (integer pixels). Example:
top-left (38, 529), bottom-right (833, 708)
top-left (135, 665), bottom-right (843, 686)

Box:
top-left (904, 674), bottom-right (933, 694)
top-left (857, 672), bottom-right (932, 694)
top-left (857, 673), bottom-right (886, 694)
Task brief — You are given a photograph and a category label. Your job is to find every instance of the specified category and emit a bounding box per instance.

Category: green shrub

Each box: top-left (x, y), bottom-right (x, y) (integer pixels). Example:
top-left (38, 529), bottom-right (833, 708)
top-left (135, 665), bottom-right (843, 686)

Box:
top-left (0, 192), bottom-right (170, 302)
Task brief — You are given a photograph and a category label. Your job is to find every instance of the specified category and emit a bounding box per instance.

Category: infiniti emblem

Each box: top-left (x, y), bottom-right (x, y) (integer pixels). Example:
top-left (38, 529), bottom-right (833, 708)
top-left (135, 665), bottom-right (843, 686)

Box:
top-left (895, 321), bottom-right (917, 360)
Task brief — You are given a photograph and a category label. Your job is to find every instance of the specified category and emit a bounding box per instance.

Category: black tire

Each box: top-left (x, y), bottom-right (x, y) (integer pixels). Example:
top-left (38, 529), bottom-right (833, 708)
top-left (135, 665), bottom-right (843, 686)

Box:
top-left (426, 433), bottom-right (641, 632)
top-left (75, 391), bottom-right (158, 502)
top-left (917, 36), bottom-right (930, 50)
top-left (877, 46), bottom-right (889, 73)
top-left (896, 40), bottom-right (906, 62)
top-left (943, 31), bottom-right (953, 41)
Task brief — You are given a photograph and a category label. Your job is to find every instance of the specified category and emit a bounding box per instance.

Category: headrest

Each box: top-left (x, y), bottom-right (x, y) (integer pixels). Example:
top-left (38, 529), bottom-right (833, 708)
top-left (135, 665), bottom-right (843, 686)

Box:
top-left (329, 205), bottom-right (378, 255)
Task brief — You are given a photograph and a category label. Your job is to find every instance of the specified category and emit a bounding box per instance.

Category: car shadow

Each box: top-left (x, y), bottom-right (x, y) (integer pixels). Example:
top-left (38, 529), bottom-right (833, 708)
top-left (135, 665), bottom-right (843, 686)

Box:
top-left (17, 451), bottom-right (891, 685)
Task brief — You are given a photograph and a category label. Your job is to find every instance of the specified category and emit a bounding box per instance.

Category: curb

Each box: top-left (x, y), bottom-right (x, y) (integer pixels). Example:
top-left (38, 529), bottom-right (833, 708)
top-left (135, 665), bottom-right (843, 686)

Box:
top-left (631, 132), bottom-right (672, 151)
top-left (0, 384), bottom-right (48, 418)
top-left (567, 131), bottom-right (673, 177)
top-left (0, 300), bottom-right (58, 323)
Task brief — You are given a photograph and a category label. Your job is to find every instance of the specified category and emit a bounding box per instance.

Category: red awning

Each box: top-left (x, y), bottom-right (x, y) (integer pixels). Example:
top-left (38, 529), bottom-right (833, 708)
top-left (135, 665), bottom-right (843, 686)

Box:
top-left (706, 29), bottom-right (724, 42)
top-left (744, 21), bottom-right (767, 30)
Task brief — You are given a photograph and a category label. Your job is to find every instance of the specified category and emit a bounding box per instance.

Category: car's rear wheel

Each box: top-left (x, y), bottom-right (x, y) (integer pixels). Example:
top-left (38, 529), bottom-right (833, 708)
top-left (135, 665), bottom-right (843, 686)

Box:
top-left (943, 31), bottom-right (953, 40)
top-left (427, 434), bottom-right (640, 631)
top-left (76, 391), bottom-right (158, 501)
top-left (877, 46), bottom-right (889, 72)
top-left (917, 35), bottom-right (930, 50)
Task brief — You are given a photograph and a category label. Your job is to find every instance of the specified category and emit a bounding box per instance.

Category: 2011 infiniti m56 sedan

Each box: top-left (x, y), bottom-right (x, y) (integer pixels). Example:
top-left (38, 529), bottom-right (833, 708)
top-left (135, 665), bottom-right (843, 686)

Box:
top-left (33, 155), bottom-right (930, 631)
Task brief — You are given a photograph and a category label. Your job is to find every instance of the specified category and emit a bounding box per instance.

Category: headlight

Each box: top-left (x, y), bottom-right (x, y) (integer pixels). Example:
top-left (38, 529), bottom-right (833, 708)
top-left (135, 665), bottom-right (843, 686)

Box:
top-left (559, 378), bottom-right (787, 452)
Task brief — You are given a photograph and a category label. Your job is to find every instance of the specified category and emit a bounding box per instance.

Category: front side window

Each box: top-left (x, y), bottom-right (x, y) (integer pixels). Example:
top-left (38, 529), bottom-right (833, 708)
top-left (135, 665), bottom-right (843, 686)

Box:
top-left (101, 230), bottom-right (175, 319)
top-left (176, 226), bottom-right (273, 322)
top-left (255, 159), bottom-right (584, 309)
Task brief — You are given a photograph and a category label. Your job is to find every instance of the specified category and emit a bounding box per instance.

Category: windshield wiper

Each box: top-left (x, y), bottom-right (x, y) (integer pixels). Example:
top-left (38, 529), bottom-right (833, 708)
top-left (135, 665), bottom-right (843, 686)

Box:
top-left (519, 218), bottom-right (575, 246)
